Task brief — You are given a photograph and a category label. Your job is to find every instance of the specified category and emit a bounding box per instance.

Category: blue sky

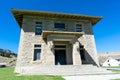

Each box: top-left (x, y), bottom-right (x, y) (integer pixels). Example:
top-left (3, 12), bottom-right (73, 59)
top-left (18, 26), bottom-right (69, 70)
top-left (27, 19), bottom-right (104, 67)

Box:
top-left (0, 0), bottom-right (120, 53)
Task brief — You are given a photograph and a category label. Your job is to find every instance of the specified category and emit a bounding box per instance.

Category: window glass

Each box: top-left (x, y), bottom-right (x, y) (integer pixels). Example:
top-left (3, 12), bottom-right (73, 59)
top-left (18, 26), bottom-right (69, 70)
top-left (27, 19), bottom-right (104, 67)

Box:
top-left (35, 22), bottom-right (42, 35)
top-left (76, 24), bottom-right (82, 32)
top-left (34, 49), bottom-right (41, 61)
top-left (54, 23), bottom-right (65, 29)
top-left (36, 22), bottom-right (42, 24)
top-left (34, 45), bottom-right (41, 61)
top-left (35, 26), bottom-right (42, 35)
top-left (55, 45), bottom-right (66, 48)
top-left (34, 45), bottom-right (41, 48)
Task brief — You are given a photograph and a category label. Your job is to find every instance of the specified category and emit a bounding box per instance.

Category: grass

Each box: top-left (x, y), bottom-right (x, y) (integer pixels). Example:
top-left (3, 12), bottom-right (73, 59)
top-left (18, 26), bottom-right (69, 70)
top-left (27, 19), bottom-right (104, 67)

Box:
top-left (0, 67), bottom-right (64, 80)
top-left (112, 78), bottom-right (120, 80)
top-left (112, 70), bottom-right (120, 74)
top-left (102, 66), bottom-right (120, 68)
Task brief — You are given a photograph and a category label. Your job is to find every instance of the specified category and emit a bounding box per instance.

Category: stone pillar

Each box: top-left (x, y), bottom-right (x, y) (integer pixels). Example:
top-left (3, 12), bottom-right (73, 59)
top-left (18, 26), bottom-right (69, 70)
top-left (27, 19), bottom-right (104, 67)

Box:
top-left (46, 38), bottom-right (54, 65)
top-left (72, 41), bottom-right (82, 65)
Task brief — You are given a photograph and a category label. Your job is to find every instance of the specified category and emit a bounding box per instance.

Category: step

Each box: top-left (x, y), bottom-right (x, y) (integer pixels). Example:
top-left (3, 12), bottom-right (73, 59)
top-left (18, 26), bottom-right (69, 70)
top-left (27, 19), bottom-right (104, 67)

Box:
top-left (20, 65), bottom-right (114, 75)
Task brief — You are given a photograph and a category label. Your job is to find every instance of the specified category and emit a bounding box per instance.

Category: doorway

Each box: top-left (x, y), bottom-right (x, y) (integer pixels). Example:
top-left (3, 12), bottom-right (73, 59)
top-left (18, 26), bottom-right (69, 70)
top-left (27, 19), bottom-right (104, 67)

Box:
top-left (55, 49), bottom-right (66, 65)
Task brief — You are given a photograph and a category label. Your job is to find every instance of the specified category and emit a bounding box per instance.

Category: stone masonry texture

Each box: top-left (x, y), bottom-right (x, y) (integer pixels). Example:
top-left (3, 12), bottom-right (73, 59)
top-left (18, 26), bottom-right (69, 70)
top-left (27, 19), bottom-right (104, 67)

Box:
top-left (13, 11), bottom-right (100, 74)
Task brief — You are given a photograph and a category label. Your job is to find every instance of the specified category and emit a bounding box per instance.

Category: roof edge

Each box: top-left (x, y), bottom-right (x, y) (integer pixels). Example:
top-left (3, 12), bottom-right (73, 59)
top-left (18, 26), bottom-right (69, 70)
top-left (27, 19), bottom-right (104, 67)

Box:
top-left (11, 9), bottom-right (103, 18)
top-left (11, 9), bottom-right (103, 28)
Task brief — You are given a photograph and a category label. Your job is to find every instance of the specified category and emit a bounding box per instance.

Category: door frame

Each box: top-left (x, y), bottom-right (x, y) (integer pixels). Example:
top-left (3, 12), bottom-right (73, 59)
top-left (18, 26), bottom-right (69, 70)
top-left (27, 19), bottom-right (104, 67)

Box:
top-left (55, 49), bottom-right (67, 65)
top-left (54, 45), bottom-right (67, 65)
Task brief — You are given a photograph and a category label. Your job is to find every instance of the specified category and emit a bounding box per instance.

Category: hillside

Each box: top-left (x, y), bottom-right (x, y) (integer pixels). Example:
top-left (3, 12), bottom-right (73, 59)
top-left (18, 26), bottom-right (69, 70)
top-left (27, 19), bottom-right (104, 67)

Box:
top-left (0, 49), bottom-right (17, 67)
top-left (0, 49), bottom-right (17, 58)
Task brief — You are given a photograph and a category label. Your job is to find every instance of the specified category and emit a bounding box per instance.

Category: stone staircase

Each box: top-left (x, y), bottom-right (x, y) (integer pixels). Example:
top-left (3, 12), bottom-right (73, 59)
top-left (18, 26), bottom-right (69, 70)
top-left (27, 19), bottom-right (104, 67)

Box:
top-left (20, 65), bottom-right (114, 75)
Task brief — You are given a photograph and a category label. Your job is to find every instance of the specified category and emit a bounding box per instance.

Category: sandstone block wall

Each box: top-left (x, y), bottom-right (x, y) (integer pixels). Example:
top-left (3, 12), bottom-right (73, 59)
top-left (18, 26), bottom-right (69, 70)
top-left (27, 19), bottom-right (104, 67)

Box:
top-left (15, 15), bottom-right (99, 73)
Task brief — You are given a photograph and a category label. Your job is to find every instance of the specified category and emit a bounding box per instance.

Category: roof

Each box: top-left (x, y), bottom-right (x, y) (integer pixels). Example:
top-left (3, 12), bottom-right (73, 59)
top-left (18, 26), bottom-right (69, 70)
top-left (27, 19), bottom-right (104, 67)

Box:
top-left (98, 52), bottom-right (120, 57)
top-left (11, 9), bottom-right (103, 28)
top-left (108, 56), bottom-right (120, 60)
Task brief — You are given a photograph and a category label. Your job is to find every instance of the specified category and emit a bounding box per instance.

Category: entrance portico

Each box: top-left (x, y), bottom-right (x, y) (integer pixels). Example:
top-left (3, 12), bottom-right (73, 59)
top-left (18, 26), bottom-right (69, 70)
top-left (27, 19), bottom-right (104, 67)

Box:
top-left (47, 35), bottom-right (82, 65)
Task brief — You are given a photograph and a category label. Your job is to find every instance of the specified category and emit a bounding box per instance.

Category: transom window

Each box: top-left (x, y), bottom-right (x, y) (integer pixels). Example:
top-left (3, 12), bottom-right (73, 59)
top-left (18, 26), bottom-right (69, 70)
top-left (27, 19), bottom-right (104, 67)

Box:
top-left (34, 45), bottom-right (41, 48)
top-left (54, 23), bottom-right (65, 29)
top-left (55, 45), bottom-right (66, 48)
top-left (76, 24), bottom-right (82, 32)
top-left (34, 44), bottom-right (41, 61)
top-left (54, 45), bottom-right (66, 49)
top-left (35, 22), bottom-right (42, 35)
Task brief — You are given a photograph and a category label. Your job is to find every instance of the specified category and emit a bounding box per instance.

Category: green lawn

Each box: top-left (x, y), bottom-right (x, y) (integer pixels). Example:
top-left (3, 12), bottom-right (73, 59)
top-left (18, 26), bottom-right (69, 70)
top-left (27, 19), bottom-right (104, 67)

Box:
top-left (112, 70), bottom-right (120, 74)
top-left (112, 79), bottom-right (120, 80)
top-left (0, 68), bottom-right (64, 80)
top-left (102, 66), bottom-right (120, 68)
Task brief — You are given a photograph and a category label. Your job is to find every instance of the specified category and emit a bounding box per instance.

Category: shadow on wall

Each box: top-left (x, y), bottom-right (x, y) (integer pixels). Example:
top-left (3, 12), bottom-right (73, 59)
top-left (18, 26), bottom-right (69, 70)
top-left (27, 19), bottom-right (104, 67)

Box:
top-left (80, 47), bottom-right (98, 66)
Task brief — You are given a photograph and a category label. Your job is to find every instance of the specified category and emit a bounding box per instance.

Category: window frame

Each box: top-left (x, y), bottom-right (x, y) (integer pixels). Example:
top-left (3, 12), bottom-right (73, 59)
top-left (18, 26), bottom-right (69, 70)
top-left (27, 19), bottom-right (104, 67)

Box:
top-left (33, 44), bottom-right (41, 61)
top-left (35, 22), bottom-right (42, 35)
top-left (54, 23), bottom-right (65, 29)
top-left (75, 24), bottom-right (82, 32)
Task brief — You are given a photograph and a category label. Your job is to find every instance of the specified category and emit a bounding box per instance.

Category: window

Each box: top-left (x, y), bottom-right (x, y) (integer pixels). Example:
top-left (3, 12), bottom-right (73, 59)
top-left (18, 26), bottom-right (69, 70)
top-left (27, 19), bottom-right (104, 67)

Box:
top-left (76, 24), bottom-right (82, 32)
top-left (36, 22), bottom-right (42, 24)
top-left (108, 64), bottom-right (110, 66)
top-left (55, 45), bottom-right (66, 48)
top-left (34, 45), bottom-right (41, 61)
top-left (34, 45), bottom-right (41, 48)
top-left (35, 22), bottom-right (42, 35)
top-left (54, 23), bottom-right (65, 29)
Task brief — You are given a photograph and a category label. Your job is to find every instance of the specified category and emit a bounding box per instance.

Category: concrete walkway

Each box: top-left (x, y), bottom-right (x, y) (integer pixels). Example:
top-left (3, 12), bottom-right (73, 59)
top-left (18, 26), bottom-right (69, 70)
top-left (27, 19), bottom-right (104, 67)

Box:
top-left (63, 74), bottom-right (120, 80)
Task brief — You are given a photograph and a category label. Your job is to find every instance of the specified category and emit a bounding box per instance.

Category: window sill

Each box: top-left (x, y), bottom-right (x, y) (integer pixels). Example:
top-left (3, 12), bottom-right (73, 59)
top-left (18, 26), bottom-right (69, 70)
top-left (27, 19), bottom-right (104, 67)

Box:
top-left (32, 60), bottom-right (42, 64)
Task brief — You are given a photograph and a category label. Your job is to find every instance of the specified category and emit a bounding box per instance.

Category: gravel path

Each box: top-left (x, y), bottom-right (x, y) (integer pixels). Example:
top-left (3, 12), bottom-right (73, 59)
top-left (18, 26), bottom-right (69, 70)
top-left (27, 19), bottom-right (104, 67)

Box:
top-left (63, 74), bottom-right (120, 80)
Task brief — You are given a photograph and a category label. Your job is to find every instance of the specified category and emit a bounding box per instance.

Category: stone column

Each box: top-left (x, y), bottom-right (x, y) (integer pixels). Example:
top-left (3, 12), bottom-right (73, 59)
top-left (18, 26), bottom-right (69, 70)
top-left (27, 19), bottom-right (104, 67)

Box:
top-left (46, 37), bottom-right (54, 65)
top-left (72, 41), bottom-right (82, 65)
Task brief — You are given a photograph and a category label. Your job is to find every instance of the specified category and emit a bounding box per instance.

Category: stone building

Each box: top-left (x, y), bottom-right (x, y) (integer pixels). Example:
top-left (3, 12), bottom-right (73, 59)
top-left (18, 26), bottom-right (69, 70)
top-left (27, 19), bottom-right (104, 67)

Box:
top-left (11, 9), bottom-right (102, 75)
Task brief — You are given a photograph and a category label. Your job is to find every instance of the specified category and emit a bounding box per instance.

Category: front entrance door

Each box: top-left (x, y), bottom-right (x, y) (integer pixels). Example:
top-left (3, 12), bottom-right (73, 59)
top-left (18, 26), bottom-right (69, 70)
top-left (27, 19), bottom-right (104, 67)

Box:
top-left (55, 50), bottom-right (66, 65)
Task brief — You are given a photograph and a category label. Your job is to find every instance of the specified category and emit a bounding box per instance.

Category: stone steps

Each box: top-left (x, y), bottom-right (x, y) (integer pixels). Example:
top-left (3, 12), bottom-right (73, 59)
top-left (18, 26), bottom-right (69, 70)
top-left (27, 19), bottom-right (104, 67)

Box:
top-left (20, 65), bottom-right (114, 75)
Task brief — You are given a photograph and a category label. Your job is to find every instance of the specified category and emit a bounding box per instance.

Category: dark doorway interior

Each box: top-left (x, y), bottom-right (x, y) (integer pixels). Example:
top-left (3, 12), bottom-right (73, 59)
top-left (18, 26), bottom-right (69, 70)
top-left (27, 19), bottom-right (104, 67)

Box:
top-left (55, 50), bottom-right (67, 65)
